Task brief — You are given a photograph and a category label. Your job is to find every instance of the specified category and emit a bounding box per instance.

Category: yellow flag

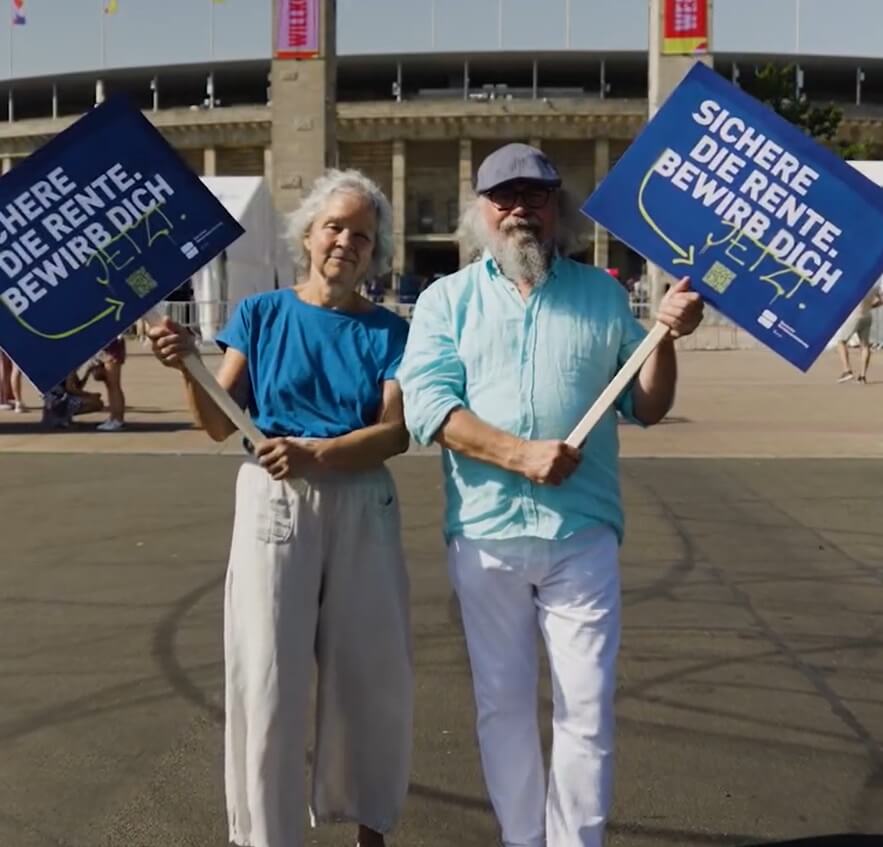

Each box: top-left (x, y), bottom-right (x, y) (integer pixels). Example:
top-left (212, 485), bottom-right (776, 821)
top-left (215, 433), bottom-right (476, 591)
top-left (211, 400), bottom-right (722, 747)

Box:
top-left (104, 0), bottom-right (118, 13)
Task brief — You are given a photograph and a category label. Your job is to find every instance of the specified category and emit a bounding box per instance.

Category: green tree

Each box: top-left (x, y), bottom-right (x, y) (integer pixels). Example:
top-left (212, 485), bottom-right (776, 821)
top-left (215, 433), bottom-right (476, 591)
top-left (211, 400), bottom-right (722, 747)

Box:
top-left (745, 63), bottom-right (867, 160)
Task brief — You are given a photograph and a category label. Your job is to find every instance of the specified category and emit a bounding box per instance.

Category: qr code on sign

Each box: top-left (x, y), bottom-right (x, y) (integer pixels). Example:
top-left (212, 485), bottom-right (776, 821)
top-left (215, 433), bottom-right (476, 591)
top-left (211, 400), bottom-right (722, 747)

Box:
top-left (703, 261), bottom-right (736, 293)
top-left (126, 266), bottom-right (159, 298)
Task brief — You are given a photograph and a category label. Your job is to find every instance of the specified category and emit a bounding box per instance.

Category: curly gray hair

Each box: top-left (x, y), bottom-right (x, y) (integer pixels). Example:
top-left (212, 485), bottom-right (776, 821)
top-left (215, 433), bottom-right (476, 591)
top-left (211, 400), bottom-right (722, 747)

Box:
top-left (456, 188), bottom-right (591, 263)
top-left (286, 168), bottom-right (394, 280)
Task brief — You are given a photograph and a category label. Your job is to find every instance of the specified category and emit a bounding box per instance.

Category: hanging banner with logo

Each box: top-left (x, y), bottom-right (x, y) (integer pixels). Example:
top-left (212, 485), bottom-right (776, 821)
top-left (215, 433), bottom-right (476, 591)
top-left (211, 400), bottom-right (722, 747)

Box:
top-left (582, 62), bottom-right (883, 371)
top-left (663, 0), bottom-right (708, 55)
top-left (275, 0), bottom-right (320, 60)
top-left (0, 95), bottom-right (244, 393)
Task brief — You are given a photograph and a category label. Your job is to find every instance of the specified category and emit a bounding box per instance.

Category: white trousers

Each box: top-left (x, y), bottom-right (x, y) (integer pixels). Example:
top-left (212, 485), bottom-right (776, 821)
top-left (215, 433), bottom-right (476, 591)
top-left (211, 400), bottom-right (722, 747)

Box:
top-left (225, 460), bottom-right (413, 847)
top-left (448, 526), bottom-right (621, 847)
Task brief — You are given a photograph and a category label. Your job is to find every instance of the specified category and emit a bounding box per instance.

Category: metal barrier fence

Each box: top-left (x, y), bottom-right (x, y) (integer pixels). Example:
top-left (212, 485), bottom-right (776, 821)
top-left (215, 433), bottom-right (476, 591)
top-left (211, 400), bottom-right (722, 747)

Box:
top-left (140, 297), bottom-right (883, 352)
top-left (628, 291), bottom-right (883, 351)
top-left (129, 301), bottom-right (234, 338)
top-left (149, 299), bottom-right (418, 331)
top-left (628, 294), bottom-right (757, 350)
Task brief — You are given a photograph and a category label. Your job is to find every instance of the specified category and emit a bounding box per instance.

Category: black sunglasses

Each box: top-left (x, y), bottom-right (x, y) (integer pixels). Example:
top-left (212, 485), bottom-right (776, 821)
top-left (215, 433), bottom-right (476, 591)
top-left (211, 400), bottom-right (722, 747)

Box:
top-left (485, 185), bottom-right (554, 211)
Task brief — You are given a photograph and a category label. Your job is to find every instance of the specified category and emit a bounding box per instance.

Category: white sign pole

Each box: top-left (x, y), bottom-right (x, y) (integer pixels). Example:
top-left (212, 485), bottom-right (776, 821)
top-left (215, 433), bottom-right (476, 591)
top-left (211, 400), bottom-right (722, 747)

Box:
top-left (146, 309), bottom-right (309, 494)
top-left (565, 322), bottom-right (669, 448)
top-left (145, 308), bottom-right (265, 448)
top-left (178, 350), bottom-right (266, 447)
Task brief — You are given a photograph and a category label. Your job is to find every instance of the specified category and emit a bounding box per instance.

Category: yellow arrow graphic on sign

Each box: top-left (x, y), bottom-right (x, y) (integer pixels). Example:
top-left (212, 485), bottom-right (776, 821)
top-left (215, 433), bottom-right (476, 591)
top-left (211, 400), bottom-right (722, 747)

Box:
top-left (10, 297), bottom-right (125, 340)
top-left (638, 161), bottom-right (695, 266)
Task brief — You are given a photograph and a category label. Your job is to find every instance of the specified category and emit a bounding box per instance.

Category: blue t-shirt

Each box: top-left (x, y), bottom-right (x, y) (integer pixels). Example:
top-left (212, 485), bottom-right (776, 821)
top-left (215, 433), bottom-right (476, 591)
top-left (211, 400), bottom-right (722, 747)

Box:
top-left (216, 289), bottom-right (410, 438)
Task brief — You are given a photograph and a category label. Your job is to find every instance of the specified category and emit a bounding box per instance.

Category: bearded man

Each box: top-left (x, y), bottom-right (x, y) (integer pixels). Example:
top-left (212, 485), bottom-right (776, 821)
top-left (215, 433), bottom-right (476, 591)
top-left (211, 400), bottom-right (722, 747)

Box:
top-left (398, 143), bottom-right (703, 847)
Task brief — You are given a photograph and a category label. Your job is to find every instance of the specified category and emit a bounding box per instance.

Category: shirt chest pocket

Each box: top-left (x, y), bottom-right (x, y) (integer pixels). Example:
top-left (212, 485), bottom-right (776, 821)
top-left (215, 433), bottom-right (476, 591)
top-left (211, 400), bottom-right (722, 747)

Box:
top-left (459, 316), bottom-right (524, 381)
top-left (557, 321), bottom-right (619, 382)
top-left (458, 316), bottom-right (524, 426)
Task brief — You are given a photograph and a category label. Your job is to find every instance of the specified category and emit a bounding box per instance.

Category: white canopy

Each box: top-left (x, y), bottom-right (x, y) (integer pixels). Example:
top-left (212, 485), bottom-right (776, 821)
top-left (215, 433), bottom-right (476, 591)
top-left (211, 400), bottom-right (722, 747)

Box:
top-left (837, 162), bottom-right (883, 347)
top-left (849, 160), bottom-right (883, 186)
top-left (192, 177), bottom-right (292, 340)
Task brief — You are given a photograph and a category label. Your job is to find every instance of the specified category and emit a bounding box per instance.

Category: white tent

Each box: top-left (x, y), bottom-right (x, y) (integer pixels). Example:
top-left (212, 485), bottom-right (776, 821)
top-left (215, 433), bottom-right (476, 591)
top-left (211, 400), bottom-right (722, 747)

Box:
top-left (839, 162), bottom-right (883, 347)
top-left (192, 176), bottom-right (293, 341)
top-left (849, 160), bottom-right (883, 186)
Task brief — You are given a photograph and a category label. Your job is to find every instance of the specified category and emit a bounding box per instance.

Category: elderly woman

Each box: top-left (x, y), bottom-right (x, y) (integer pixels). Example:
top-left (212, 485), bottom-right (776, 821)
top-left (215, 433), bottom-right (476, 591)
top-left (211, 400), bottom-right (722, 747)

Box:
top-left (149, 169), bottom-right (412, 847)
top-left (0, 352), bottom-right (26, 412)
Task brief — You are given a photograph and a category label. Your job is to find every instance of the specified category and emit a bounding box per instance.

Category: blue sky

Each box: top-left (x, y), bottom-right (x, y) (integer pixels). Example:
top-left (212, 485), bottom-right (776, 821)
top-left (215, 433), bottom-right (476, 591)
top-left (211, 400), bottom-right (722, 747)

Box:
top-left (1, 0), bottom-right (270, 79)
top-left (0, 1), bottom-right (880, 82)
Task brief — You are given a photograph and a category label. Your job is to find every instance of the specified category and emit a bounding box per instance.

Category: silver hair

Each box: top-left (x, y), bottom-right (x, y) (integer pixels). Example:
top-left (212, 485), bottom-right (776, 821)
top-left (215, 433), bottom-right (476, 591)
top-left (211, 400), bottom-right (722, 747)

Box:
top-left (456, 188), bottom-right (591, 265)
top-left (286, 168), bottom-right (394, 280)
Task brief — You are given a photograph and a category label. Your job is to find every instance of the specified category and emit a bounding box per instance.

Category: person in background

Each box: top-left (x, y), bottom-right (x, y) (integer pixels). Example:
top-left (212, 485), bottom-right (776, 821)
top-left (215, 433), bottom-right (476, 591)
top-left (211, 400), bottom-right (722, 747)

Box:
top-left (148, 168), bottom-right (412, 847)
top-left (41, 370), bottom-right (104, 429)
top-left (0, 352), bottom-right (13, 411)
top-left (836, 279), bottom-right (882, 384)
top-left (398, 143), bottom-right (704, 847)
top-left (95, 336), bottom-right (127, 431)
top-left (0, 352), bottom-right (27, 413)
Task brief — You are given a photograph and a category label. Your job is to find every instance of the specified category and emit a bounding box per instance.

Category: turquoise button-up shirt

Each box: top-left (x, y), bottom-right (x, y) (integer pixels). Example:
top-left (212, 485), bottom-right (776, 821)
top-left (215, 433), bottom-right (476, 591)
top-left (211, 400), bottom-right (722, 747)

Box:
top-left (398, 252), bottom-right (648, 543)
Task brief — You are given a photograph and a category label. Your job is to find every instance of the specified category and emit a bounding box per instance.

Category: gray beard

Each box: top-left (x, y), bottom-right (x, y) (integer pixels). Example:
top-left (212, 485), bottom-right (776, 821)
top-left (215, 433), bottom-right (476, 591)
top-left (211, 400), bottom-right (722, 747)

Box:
top-left (491, 224), bottom-right (551, 286)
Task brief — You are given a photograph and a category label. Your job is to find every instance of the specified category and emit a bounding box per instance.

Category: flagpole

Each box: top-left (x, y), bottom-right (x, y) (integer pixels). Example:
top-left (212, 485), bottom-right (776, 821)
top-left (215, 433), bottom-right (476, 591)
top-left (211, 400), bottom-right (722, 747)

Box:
top-left (99, 0), bottom-right (104, 69)
top-left (208, 0), bottom-right (215, 108)
top-left (8, 2), bottom-right (14, 123)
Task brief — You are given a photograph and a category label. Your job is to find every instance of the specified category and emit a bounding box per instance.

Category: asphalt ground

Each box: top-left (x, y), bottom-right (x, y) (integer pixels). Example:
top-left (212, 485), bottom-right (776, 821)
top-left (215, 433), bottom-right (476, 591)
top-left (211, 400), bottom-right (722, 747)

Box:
top-left (2, 348), bottom-right (883, 459)
top-left (0, 453), bottom-right (881, 847)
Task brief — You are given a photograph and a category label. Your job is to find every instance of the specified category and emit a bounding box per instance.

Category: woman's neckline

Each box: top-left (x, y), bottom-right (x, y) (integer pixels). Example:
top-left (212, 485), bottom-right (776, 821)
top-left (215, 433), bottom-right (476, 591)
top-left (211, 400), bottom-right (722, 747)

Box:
top-left (288, 285), bottom-right (379, 317)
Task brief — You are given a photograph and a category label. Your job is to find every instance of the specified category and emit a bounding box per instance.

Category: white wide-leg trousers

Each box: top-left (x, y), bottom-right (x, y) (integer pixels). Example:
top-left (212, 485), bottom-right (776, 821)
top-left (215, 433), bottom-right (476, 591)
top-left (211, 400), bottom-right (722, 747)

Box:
top-left (225, 461), bottom-right (412, 847)
top-left (448, 526), bottom-right (621, 847)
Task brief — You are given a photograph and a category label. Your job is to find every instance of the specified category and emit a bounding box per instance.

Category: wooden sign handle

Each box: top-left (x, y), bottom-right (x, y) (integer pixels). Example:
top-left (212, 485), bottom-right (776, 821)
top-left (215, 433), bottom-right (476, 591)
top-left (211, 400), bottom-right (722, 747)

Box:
top-left (565, 322), bottom-right (670, 448)
top-left (145, 308), bottom-right (265, 448)
top-left (178, 350), bottom-right (266, 448)
top-left (145, 310), bottom-right (310, 493)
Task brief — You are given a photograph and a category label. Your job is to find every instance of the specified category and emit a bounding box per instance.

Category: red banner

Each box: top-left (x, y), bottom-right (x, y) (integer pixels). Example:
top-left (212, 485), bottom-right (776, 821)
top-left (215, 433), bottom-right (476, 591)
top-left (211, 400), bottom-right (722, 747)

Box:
top-left (275, 0), bottom-right (320, 60)
top-left (662, 0), bottom-right (708, 55)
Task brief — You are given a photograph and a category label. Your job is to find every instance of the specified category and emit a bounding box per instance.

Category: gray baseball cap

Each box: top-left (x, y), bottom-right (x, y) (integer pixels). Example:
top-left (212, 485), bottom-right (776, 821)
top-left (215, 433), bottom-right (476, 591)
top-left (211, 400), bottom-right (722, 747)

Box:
top-left (475, 143), bottom-right (562, 193)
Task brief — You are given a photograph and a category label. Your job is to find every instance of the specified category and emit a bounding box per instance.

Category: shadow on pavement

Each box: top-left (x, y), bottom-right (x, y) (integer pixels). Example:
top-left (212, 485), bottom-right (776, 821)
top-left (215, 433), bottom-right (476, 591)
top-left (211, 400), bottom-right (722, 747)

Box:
top-left (0, 421), bottom-right (194, 434)
top-left (741, 836), bottom-right (883, 846)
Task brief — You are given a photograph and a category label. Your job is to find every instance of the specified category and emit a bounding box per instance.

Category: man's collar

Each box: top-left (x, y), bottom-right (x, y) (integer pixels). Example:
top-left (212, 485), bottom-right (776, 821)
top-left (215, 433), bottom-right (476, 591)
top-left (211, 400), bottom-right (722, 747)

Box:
top-left (482, 249), bottom-right (562, 285)
top-left (483, 251), bottom-right (501, 279)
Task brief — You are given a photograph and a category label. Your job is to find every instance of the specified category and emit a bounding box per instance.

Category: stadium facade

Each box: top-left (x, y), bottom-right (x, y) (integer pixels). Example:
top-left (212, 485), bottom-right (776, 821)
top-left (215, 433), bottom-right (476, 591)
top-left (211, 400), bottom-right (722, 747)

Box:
top-left (1, 0), bottom-right (882, 284)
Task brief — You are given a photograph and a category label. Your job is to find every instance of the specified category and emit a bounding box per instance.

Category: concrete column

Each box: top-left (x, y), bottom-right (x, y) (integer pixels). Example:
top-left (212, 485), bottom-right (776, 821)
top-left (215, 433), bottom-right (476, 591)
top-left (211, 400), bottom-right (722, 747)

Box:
top-left (592, 137), bottom-right (610, 268)
top-left (458, 138), bottom-right (473, 266)
top-left (2, 157), bottom-right (12, 175)
top-left (203, 147), bottom-right (217, 177)
top-left (647, 0), bottom-right (713, 312)
top-left (392, 139), bottom-right (406, 287)
top-left (263, 146), bottom-right (273, 185)
top-left (648, 0), bottom-right (713, 117)
top-left (270, 0), bottom-right (337, 214)
top-left (95, 79), bottom-right (105, 105)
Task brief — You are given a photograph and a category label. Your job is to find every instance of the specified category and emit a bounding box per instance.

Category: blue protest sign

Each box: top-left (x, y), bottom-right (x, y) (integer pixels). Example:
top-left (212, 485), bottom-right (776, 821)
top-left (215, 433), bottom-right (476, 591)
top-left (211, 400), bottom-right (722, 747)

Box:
top-left (583, 62), bottom-right (883, 371)
top-left (0, 95), bottom-right (244, 393)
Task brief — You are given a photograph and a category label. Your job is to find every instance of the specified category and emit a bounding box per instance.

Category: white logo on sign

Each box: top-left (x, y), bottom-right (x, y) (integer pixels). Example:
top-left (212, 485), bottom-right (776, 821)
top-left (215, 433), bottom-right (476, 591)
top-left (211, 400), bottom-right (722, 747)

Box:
top-left (758, 310), bottom-right (777, 330)
top-left (181, 242), bottom-right (198, 259)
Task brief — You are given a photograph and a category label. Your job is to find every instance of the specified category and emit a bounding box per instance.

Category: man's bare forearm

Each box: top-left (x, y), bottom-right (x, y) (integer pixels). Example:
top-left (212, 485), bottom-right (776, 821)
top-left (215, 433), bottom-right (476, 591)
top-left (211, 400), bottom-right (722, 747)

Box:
top-left (435, 407), bottom-right (524, 472)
